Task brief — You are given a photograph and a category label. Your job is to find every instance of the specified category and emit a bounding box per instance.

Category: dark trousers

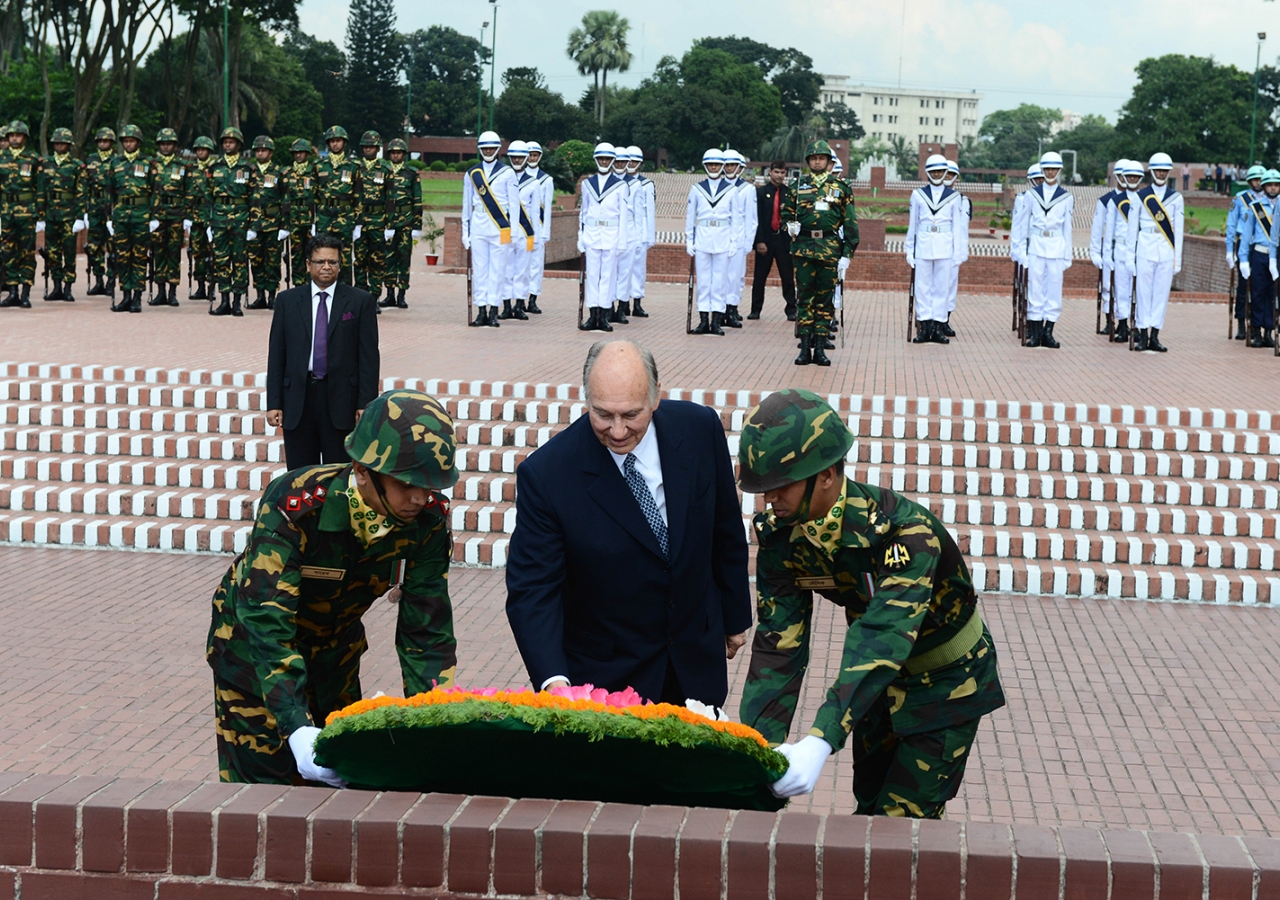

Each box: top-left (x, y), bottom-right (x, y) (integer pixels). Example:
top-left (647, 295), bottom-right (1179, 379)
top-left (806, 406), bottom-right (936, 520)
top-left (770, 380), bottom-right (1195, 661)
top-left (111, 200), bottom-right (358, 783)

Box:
top-left (750, 233), bottom-right (796, 315)
top-left (282, 375), bottom-right (349, 469)
top-left (1248, 250), bottom-right (1276, 329)
top-left (1236, 270), bottom-right (1250, 319)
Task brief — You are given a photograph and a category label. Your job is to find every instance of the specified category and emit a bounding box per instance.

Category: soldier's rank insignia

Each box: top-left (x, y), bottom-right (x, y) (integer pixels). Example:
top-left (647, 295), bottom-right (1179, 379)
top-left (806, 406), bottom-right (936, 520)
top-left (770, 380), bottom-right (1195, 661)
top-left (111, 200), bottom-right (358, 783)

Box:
top-left (285, 496), bottom-right (301, 511)
top-left (884, 542), bottom-right (911, 570)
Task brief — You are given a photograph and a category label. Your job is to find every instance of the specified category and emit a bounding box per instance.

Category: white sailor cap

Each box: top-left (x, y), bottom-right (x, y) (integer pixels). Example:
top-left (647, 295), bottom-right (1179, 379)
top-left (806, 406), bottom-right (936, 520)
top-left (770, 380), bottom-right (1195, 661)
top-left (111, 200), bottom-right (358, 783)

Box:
top-left (477, 131), bottom-right (502, 148)
top-left (924, 153), bottom-right (949, 172)
top-left (1147, 152), bottom-right (1173, 170)
top-left (1039, 151), bottom-right (1064, 169)
top-left (626, 145), bottom-right (642, 161)
top-left (593, 142), bottom-right (616, 158)
top-left (506, 139), bottom-right (529, 157)
top-left (945, 160), bottom-right (959, 175)
top-left (525, 141), bottom-right (543, 154)
top-left (702, 148), bottom-right (726, 165)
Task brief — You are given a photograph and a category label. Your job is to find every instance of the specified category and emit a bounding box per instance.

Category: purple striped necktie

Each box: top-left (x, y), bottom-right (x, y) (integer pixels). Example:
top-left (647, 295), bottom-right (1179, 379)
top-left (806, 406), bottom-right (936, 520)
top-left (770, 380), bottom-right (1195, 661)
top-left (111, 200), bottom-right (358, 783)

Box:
top-left (313, 290), bottom-right (328, 378)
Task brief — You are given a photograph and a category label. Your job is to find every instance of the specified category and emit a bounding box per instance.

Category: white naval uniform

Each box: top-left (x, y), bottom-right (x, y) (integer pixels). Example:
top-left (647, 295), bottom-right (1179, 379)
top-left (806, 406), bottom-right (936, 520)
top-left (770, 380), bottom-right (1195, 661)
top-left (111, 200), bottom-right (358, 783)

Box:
top-left (614, 173), bottom-right (637, 304)
top-left (1124, 182), bottom-right (1183, 331)
top-left (507, 169), bottom-right (541, 301)
top-left (685, 177), bottom-right (739, 313)
top-left (629, 174), bottom-right (656, 299)
top-left (947, 194), bottom-right (972, 316)
top-left (579, 172), bottom-right (630, 310)
top-left (527, 166), bottom-right (554, 297)
top-left (1020, 183), bottom-right (1074, 323)
top-left (1010, 191), bottom-right (1030, 268)
top-left (904, 184), bottom-right (966, 322)
top-left (728, 176), bottom-right (758, 309)
top-left (462, 159), bottom-right (522, 309)
top-left (1103, 191), bottom-right (1136, 321)
top-left (1089, 190), bottom-right (1118, 313)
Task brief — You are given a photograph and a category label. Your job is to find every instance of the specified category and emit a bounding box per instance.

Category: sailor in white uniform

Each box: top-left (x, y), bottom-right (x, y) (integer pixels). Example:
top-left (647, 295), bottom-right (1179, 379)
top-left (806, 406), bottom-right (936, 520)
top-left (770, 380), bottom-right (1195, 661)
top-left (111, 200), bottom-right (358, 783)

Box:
top-left (577, 142), bottom-right (630, 332)
top-left (905, 154), bottom-right (967, 344)
top-left (685, 148), bottom-right (738, 336)
top-left (1009, 163), bottom-right (1043, 274)
top-left (608, 147), bottom-right (636, 324)
top-left (722, 149), bottom-right (754, 328)
top-left (1103, 159), bottom-right (1141, 344)
top-left (523, 140), bottom-right (554, 314)
top-left (462, 130), bottom-right (522, 328)
top-left (624, 145), bottom-right (654, 318)
top-left (498, 140), bottom-right (538, 321)
top-left (941, 159), bottom-right (970, 336)
top-left (1089, 161), bottom-right (1123, 334)
top-left (1124, 152), bottom-right (1182, 353)
top-left (1019, 150), bottom-right (1074, 348)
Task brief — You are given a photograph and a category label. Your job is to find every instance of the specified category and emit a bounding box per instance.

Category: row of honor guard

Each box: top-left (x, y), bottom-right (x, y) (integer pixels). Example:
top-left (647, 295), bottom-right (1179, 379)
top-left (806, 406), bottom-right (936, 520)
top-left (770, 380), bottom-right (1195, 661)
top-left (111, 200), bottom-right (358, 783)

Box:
top-left (0, 121), bottom-right (424, 315)
top-left (683, 148), bottom-right (758, 336)
top-left (1223, 164), bottom-right (1280, 349)
top-left (904, 154), bottom-right (971, 344)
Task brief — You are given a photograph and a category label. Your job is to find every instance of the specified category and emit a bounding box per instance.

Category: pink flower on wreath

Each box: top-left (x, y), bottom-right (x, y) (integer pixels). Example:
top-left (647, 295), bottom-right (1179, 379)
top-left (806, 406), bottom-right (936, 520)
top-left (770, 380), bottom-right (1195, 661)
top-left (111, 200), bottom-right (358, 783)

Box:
top-left (547, 683), bottom-right (650, 708)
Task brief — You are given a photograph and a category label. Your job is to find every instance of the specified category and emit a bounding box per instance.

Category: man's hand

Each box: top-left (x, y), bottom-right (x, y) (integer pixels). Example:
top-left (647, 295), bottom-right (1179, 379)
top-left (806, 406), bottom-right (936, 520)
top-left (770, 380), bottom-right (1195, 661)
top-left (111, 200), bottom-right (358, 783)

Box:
top-left (769, 735), bottom-right (833, 798)
top-left (1241, 260), bottom-right (1252, 280)
top-left (287, 726), bottom-right (346, 788)
top-left (542, 676), bottom-right (570, 690)
top-left (354, 408), bottom-right (363, 424)
top-left (1227, 250), bottom-right (1236, 269)
top-left (1090, 253), bottom-right (1103, 269)
top-left (755, 242), bottom-right (768, 254)
top-left (685, 241), bottom-right (695, 257)
top-left (183, 219), bottom-right (193, 232)
top-left (266, 409), bottom-right (283, 428)
top-left (352, 225), bottom-right (362, 241)
top-left (1270, 259), bottom-right (1278, 281)
top-left (411, 229), bottom-right (422, 240)
top-left (148, 219), bottom-right (160, 233)
top-left (246, 229), bottom-right (258, 242)
top-left (725, 630), bottom-right (749, 659)
top-left (384, 228), bottom-right (395, 242)
top-left (277, 229), bottom-right (289, 241)
top-left (786, 221), bottom-right (801, 238)
top-left (72, 219), bottom-right (86, 234)
top-left (35, 220), bottom-right (46, 233)
top-left (206, 226), bottom-right (213, 241)
top-left (837, 257), bottom-right (850, 279)
top-left (906, 255), bottom-right (916, 270)
top-left (106, 221), bottom-right (115, 237)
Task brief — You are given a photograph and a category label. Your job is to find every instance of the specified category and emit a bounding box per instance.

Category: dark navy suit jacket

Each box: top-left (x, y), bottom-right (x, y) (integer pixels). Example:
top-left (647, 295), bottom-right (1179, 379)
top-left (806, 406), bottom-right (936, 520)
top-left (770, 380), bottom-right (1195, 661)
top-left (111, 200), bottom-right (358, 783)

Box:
top-left (504, 400), bottom-right (752, 706)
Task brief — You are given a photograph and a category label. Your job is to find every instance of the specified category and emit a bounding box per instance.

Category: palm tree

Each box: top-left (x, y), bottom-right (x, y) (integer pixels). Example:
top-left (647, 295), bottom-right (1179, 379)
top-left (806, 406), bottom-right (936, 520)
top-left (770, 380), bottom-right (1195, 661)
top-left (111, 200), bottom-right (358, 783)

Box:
top-left (566, 10), bottom-right (632, 125)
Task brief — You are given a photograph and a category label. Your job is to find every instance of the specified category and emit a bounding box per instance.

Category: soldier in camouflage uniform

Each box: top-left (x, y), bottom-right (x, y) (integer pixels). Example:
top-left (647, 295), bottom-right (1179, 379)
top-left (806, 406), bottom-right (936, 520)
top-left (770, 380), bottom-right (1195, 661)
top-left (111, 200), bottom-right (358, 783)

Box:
top-left (245, 135), bottom-right (289, 310)
top-left (207, 126), bottom-right (257, 317)
top-left (38, 127), bottom-right (86, 302)
top-left (781, 140), bottom-right (859, 367)
top-left (379, 138), bottom-right (422, 309)
top-left (285, 139), bottom-right (317, 287)
top-left (1, 120), bottom-right (44, 308)
top-left (105, 124), bottom-right (156, 313)
top-left (737, 389), bottom-right (1004, 817)
top-left (314, 125), bottom-right (362, 279)
top-left (83, 127), bottom-right (117, 297)
top-left (354, 130), bottom-right (391, 303)
top-left (188, 136), bottom-right (216, 300)
top-left (206, 389), bottom-right (461, 785)
top-left (149, 128), bottom-right (189, 307)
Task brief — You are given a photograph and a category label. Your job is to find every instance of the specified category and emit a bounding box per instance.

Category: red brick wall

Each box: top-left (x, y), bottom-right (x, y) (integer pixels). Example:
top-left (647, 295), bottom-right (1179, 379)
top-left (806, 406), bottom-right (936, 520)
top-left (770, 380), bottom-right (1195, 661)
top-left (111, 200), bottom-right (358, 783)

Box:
top-left (0, 773), bottom-right (1274, 899)
top-left (1172, 233), bottom-right (1231, 295)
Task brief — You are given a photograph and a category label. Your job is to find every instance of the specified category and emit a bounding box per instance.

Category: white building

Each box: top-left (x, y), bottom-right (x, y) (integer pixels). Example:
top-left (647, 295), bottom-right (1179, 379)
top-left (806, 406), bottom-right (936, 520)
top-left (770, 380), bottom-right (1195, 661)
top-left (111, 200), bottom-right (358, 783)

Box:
top-left (820, 75), bottom-right (983, 147)
top-left (1049, 110), bottom-right (1083, 136)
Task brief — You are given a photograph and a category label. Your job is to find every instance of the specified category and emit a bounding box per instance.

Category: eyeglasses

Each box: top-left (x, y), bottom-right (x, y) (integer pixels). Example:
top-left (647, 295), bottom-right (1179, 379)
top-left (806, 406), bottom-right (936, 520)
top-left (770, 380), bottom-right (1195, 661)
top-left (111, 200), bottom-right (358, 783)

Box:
top-left (309, 259), bottom-right (340, 268)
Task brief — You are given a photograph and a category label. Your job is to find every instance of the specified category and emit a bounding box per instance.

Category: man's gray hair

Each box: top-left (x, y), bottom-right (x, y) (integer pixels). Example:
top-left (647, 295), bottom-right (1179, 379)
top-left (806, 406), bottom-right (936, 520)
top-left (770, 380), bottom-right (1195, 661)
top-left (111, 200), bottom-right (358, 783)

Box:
top-left (582, 340), bottom-right (660, 406)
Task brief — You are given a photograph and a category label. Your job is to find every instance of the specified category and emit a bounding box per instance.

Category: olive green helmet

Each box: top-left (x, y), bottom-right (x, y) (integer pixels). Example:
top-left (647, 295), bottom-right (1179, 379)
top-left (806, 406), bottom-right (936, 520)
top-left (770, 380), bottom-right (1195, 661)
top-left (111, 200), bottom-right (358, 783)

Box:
top-left (50, 127), bottom-right (74, 144)
top-left (119, 124), bottom-right (144, 140)
top-left (291, 138), bottom-right (313, 153)
top-left (804, 140), bottom-right (832, 160)
top-left (360, 130), bottom-right (382, 147)
top-left (252, 135), bottom-right (274, 150)
top-left (95, 127), bottom-right (117, 142)
top-left (7, 120), bottom-right (31, 137)
top-left (193, 136), bottom-right (216, 151)
top-left (737, 389), bottom-right (854, 493)
top-left (344, 390), bottom-right (459, 490)
top-left (219, 126), bottom-right (245, 146)
top-left (323, 125), bottom-right (349, 142)
top-left (387, 138), bottom-right (408, 153)
top-left (155, 127), bottom-right (178, 144)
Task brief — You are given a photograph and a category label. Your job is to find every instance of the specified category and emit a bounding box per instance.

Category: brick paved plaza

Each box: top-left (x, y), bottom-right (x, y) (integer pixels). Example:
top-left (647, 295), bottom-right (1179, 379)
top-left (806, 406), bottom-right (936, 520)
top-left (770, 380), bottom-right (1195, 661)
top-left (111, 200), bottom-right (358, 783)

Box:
top-left (1, 263), bottom-right (1277, 843)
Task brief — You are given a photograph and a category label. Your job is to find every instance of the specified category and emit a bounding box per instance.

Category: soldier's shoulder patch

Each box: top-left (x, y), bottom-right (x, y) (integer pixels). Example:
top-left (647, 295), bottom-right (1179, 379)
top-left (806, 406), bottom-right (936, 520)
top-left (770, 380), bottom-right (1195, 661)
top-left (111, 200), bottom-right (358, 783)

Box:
top-left (274, 465), bottom-right (343, 521)
top-left (883, 541), bottom-right (912, 571)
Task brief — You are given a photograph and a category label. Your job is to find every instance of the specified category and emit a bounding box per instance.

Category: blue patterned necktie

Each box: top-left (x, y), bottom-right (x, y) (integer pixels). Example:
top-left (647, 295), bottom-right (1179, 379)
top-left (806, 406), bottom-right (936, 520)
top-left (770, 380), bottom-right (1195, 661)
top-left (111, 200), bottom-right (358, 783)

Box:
top-left (624, 452), bottom-right (668, 558)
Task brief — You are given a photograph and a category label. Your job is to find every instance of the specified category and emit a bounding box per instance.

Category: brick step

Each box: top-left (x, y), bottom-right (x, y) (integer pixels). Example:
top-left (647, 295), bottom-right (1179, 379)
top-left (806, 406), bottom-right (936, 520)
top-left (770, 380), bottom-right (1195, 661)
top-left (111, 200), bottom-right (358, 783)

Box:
top-left (967, 558), bottom-right (1280, 604)
top-left (0, 510), bottom-right (250, 553)
top-left (0, 480), bottom-right (260, 521)
top-left (0, 453), bottom-right (285, 490)
top-left (0, 427), bottom-right (284, 463)
top-left (0, 380), bottom-right (267, 411)
top-left (959, 526), bottom-right (1277, 571)
top-left (0, 402), bottom-right (272, 435)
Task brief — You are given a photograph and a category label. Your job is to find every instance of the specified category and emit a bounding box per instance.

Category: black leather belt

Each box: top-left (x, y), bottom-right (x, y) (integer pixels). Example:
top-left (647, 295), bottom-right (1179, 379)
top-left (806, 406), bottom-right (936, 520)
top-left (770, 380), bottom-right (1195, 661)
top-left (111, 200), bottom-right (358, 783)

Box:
top-left (307, 373), bottom-right (325, 383)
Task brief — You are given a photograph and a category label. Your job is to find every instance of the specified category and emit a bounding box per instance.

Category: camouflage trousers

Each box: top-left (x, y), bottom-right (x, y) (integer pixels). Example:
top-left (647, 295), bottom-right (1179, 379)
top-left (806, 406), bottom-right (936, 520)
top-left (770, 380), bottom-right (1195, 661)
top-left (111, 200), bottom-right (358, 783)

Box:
top-left (794, 256), bottom-right (837, 339)
top-left (248, 228), bottom-right (284, 291)
top-left (44, 219), bottom-right (79, 283)
top-left (110, 219), bottom-right (149, 291)
top-left (849, 692), bottom-right (982, 818)
top-left (151, 220), bottom-right (184, 285)
top-left (2, 215), bottom-right (36, 286)
top-left (86, 211), bottom-right (112, 278)
top-left (288, 222), bottom-right (312, 287)
top-left (353, 228), bottom-right (386, 294)
top-left (384, 228), bottom-right (414, 289)
top-left (315, 215), bottom-right (356, 277)
top-left (190, 222), bottom-right (213, 282)
top-left (212, 223), bottom-right (249, 293)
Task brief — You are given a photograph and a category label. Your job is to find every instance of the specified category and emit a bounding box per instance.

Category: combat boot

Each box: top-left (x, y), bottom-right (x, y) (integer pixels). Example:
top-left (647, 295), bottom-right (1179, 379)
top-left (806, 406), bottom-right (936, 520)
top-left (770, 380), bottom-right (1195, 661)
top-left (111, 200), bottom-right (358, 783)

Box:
top-left (1, 285), bottom-right (17, 307)
top-left (513, 297), bottom-right (529, 320)
top-left (912, 320), bottom-right (932, 344)
top-left (811, 338), bottom-right (831, 367)
top-left (631, 298), bottom-right (649, 317)
top-left (1133, 327), bottom-right (1149, 352)
top-left (396, 289), bottom-right (407, 309)
top-left (941, 316), bottom-right (956, 337)
top-left (1025, 320), bottom-right (1042, 348)
top-left (526, 294), bottom-right (542, 314)
top-left (1112, 319), bottom-right (1129, 343)
top-left (470, 305), bottom-right (486, 326)
top-left (46, 280), bottom-right (63, 301)
top-left (709, 311), bottom-right (725, 336)
top-left (609, 302), bottom-right (626, 324)
top-left (190, 280), bottom-right (208, 301)
top-left (597, 307), bottom-right (613, 332)
top-left (1236, 318), bottom-right (1248, 340)
top-left (1148, 327), bottom-right (1168, 352)
top-left (105, 276), bottom-right (116, 298)
top-left (1041, 321), bottom-right (1060, 349)
top-left (167, 284), bottom-right (180, 307)
top-left (618, 300), bottom-right (631, 317)
top-left (1249, 326), bottom-right (1263, 348)
top-left (485, 304), bottom-right (501, 327)
top-left (498, 299), bottom-right (515, 319)
top-left (931, 320), bottom-right (951, 345)
top-left (62, 284), bottom-right (75, 303)
top-left (692, 311), bottom-right (711, 335)
top-left (147, 285), bottom-right (167, 306)
top-left (231, 293), bottom-right (244, 317)
top-left (87, 274), bottom-right (106, 296)
top-left (245, 288), bottom-right (265, 310)
top-left (19, 286), bottom-right (32, 308)
top-left (1261, 328), bottom-right (1276, 349)
top-left (210, 292), bottom-right (232, 316)
top-left (793, 334), bottom-right (812, 366)
top-left (128, 289), bottom-right (142, 313)
top-left (723, 305), bottom-right (742, 328)
top-left (378, 289), bottom-right (397, 308)
top-left (110, 289), bottom-right (128, 312)
top-left (266, 290), bottom-right (275, 310)
top-left (579, 308), bottom-right (597, 331)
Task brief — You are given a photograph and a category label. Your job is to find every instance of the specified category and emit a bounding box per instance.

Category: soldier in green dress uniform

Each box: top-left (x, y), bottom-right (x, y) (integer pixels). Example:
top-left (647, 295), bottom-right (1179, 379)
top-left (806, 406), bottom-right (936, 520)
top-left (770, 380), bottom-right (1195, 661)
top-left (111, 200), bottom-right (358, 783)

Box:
top-left (285, 139), bottom-right (317, 287)
top-left (105, 124), bottom-right (155, 314)
top-left (188, 136), bottom-right (216, 300)
top-left (207, 126), bottom-right (257, 317)
top-left (354, 130), bottom-right (392, 303)
top-left (39, 127), bottom-right (86, 302)
top-left (83, 127), bottom-right (118, 297)
top-left (1, 120), bottom-right (44, 308)
top-left (737, 389), bottom-right (1005, 817)
top-left (149, 128), bottom-right (189, 307)
top-left (206, 389), bottom-right (461, 785)
top-left (781, 140), bottom-right (859, 367)
top-left (245, 135), bottom-right (289, 309)
top-left (379, 138), bottom-right (422, 310)
top-left (314, 125), bottom-right (362, 278)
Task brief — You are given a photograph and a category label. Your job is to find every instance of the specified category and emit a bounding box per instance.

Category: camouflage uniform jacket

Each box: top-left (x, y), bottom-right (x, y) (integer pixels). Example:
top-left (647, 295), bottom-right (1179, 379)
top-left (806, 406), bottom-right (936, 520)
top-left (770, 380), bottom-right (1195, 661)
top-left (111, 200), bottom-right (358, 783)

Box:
top-left (39, 154), bottom-right (85, 222)
top-left (189, 160), bottom-right (214, 225)
top-left (285, 160), bottom-right (317, 227)
top-left (152, 154), bottom-right (192, 223)
top-left (781, 174), bottom-right (859, 262)
top-left (208, 154), bottom-right (258, 225)
top-left (248, 161), bottom-right (289, 231)
top-left (206, 464), bottom-right (457, 736)
top-left (314, 153), bottom-right (363, 221)
top-left (82, 151), bottom-right (116, 219)
top-left (356, 158), bottom-right (393, 228)
top-left (740, 478), bottom-right (1004, 750)
top-left (386, 162), bottom-right (423, 232)
top-left (106, 153), bottom-right (156, 225)
top-left (1, 146), bottom-right (45, 219)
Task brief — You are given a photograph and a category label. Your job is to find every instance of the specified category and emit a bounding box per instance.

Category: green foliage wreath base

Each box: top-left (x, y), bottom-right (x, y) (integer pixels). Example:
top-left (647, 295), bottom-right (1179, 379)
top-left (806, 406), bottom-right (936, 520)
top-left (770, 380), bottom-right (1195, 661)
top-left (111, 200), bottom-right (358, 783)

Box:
top-left (315, 698), bottom-right (789, 811)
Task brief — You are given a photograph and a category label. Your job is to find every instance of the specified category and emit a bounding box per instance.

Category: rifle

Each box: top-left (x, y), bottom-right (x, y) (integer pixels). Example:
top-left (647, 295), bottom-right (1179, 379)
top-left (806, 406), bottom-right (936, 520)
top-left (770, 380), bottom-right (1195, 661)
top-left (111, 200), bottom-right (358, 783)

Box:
top-left (39, 246), bottom-right (49, 300)
top-left (839, 271), bottom-right (846, 350)
top-left (186, 231), bottom-right (193, 299)
top-left (1011, 261), bottom-right (1020, 332)
top-left (1095, 268), bottom-right (1103, 334)
top-left (1129, 271), bottom-right (1139, 351)
top-left (1108, 266), bottom-right (1116, 336)
top-left (1017, 264), bottom-right (1028, 345)
top-left (906, 267), bottom-right (916, 343)
top-left (147, 240), bottom-right (155, 306)
top-left (466, 246), bottom-right (473, 325)
top-left (282, 196), bottom-right (293, 287)
top-left (1227, 257), bottom-right (1236, 339)
top-left (578, 248), bottom-right (586, 329)
top-left (685, 254), bottom-right (695, 334)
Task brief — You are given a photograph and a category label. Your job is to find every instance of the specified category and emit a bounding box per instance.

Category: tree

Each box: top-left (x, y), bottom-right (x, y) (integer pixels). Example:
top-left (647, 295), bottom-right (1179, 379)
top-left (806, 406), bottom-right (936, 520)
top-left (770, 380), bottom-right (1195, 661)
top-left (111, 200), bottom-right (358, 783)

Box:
top-left (566, 10), bottom-right (632, 125)
top-left (402, 25), bottom-right (488, 135)
top-left (282, 28), bottom-right (345, 129)
top-left (975, 103), bottom-right (1061, 169)
top-left (820, 101), bottom-right (864, 141)
top-left (696, 36), bottom-right (822, 126)
top-left (494, 66), bottom-right (591, 145)
top-left (1053, 114), bottom-right (1115, 184)
top-left (502, 66), bottom-right (544, 90)
top-left (344, 0), bottom-right (401, 139)
top-left (887, 134), bottom-right (917, 178)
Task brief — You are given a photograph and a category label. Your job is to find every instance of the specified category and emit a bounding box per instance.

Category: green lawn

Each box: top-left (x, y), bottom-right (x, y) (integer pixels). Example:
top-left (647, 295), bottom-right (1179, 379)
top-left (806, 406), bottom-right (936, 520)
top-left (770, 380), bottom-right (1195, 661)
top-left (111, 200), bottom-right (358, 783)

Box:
top-left (1185, 205), bottom-right (1226, 236)
top-left (421, 179), bottom-right (463, 208)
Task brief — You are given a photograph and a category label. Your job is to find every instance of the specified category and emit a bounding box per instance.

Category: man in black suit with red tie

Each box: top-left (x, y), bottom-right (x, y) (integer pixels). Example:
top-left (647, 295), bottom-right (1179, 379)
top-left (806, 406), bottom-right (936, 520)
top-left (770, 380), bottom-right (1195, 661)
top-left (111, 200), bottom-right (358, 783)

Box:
top-left (266, 233), bottom-right (380, 468)
top-left (750, 160), bottom-right (797, 321)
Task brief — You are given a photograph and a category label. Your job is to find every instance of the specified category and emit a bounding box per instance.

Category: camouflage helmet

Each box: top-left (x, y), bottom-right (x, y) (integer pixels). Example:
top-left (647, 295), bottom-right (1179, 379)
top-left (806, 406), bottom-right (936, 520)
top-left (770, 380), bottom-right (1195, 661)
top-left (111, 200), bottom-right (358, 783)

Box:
top-left (155, 127), bottom-right (179, 144)
top-left (804, 140), bottom-right (833, 160)
top-left (119, 124), bottom-right (144, 141)
top-left (344, 390), bottom-right (459, 490)
top-left (252, 135), bottom-right (274, 150)
top-left (323, 125), bottom-right (349, 142)
top-left (360, 130), bottom-right (382, 147)
top-left (94, 127), bottom-right (117, 142)
top-left (7, 120), bottom-right (30, 137)
top-left (219, 126), bottom-right (245, 145)
top-left (386, 138), bottom-right (408, 153)
top-left (50, 127), bottom-right (74, 145)
top-left (291, 138), bottom-right (313, 154)
top-left (193, 135), bottom-right (216, 151)
top-left (737, 389), bottom-right (854, 493)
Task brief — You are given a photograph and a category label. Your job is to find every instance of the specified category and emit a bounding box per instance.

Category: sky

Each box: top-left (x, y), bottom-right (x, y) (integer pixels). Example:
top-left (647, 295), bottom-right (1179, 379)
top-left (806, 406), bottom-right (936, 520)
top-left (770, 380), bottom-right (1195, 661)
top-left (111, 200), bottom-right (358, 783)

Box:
top-left (293, 0), bottom-right (1280, 124)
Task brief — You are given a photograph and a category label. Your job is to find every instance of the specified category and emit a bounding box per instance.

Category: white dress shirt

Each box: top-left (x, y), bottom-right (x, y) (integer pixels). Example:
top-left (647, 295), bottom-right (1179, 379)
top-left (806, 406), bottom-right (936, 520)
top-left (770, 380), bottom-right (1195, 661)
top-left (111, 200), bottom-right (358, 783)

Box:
top-left (308, 281), bottom-right (331, 374)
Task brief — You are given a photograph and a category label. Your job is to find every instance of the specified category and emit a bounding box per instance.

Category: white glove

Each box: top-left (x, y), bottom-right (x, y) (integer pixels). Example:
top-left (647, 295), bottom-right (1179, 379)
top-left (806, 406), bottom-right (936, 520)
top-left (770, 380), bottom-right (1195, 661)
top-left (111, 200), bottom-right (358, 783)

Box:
top-left (1174, 265), bottom-right (1182, 276)
top-left (1241, 260), bottom-right (1252, 279)
top-left (462, 233), bottom-right (472, 250)
top-left (769, 735), bottom-right (833, 798)
top-left (148, 219), bottom-right (160, 233)
top-left (1227, 250), bottom-right (1236, 268)
top-left (81, 215), bottom-right (90, 231)
top-left (310, 223), bottom-right (316, 236)
top-left (72, 219), bottom-right (86, 234)
top-left (352, 225), bottom-right (362, 241)
top-left (106, 221), bottom-right (115, 237)
top-left (685, 242), bottom-right (695, 257)
top-left (577, 239), bottom-right (586, 254)
top-left (1090, 253), bottom-right (1103, 269)
top-left (1061, 257), bottom-right (1072, 271)
top-left (277, 228), bottom-right (289, 241)
top-left (246, 229), bottom-right (258, 241)
top-left (35, 220), bottom-right (46, 233)
top-left (411, 229), bottom-right (422, 240)
top-left (383, 228), bottom-right (395, 241)
top-left (183, 219), bottom-right (193, 231)
top-left (206, 226), bottom-right (213, 241)
top-left (786, 221), bottom-right (801, 238)
top-left (287, 726), bottom-right (346, 788)
top-left (837, 257), bottom-right (850, 279)
top-left (906, 255), bottom-right (916, 270)
top-left (1270, 260), bottom-right (1278, 281)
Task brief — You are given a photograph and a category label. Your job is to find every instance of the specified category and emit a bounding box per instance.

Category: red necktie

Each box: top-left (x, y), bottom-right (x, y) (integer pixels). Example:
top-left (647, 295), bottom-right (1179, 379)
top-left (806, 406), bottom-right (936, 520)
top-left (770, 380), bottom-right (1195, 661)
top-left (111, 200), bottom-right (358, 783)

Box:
top-left (771, 189), bottom-right (782, 232)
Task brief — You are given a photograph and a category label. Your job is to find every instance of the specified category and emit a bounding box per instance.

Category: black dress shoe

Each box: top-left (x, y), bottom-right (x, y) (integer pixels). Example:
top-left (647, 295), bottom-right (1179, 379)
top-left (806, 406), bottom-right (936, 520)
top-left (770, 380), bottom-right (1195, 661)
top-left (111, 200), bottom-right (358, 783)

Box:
top-left (746, 311), bottom-right (760, 320)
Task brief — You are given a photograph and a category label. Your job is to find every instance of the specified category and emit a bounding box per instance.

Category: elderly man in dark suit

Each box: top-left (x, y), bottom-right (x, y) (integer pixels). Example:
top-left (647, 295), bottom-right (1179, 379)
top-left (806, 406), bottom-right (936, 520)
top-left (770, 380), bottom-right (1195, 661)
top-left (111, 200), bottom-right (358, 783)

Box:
top-left (505, 340), bottom-right (752, 707)
top-left (266, 233), bottom-right (380, 468)
top-left (749, 160), bottom-right (797, 321)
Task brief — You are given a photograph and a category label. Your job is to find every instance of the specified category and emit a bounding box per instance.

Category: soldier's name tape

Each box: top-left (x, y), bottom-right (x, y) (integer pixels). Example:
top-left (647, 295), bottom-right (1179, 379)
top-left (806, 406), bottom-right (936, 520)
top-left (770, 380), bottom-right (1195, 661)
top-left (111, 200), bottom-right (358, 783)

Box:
top-left (300, 566), bottom-right (345, 581)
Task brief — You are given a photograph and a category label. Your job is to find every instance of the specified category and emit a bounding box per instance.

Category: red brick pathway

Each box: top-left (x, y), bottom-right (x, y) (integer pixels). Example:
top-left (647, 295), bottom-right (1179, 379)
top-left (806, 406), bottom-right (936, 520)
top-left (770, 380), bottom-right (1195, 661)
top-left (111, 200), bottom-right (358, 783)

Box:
top-left (4, 546), bottom-right (1279, 837)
